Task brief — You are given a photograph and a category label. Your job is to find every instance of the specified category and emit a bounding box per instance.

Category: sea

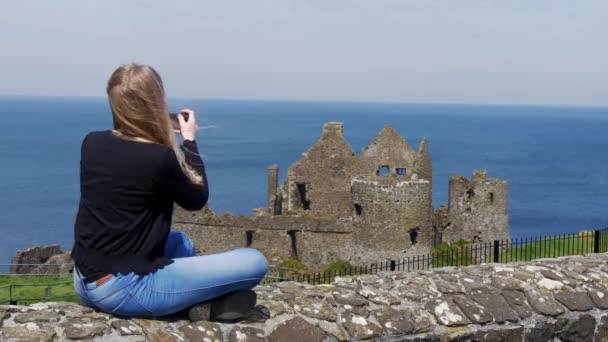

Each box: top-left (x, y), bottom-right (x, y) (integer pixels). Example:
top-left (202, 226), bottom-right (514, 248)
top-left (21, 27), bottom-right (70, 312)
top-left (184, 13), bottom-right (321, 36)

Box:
top-left (1, 96), bottom-right (607, 268)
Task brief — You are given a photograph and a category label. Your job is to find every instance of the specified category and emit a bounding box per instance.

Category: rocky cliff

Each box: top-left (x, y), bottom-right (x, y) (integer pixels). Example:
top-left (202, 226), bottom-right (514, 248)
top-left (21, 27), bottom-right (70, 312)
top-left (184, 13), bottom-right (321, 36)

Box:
top-left (2, 254), bottom-right (608, 341)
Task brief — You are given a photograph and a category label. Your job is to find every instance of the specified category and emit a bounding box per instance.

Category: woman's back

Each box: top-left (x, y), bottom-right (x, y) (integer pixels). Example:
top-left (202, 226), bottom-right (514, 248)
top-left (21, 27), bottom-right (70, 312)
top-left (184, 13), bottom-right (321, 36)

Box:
top-left (73, 130), bottom-right (207, 281)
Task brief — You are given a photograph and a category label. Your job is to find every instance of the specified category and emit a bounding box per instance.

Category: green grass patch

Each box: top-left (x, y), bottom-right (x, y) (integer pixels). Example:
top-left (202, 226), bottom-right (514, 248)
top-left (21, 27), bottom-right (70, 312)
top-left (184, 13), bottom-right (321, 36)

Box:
top-left (431, 232), bottom-right (602, 268)
top-left (322, 260), bottom-right (353, 274)
top-left (0, 275), bottom-right (79, 305)
top-left (499, 233), bottom-right (596, 262)
top-left (431, 240), bottom-right (477, 268)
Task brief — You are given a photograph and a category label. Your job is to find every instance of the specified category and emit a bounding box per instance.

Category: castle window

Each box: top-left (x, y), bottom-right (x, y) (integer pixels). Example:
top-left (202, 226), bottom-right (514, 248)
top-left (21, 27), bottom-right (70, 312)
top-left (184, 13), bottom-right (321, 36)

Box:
top-left (409, 227), bottom-right (420, 245)
top-left (489, 192), bottom-right (495, 203)
top-left (354, 204), bottom-right (363, 216)
top-left (288, 231), bottom-right (298, 258)
top-left (296, 183), bottom-right (311, 210)
top-left (245, 231), bottom-right (253, 247)
top-left (396, 167), bottom-right (407, 176)
top-left (466, 187), bottom-right (475, 199)
top-left (376, 165), bottom-right (390, 177)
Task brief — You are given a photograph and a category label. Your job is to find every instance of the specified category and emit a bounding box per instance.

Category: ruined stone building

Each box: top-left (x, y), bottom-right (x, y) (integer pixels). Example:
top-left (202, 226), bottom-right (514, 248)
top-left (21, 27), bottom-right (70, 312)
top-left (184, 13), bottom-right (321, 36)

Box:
top-left (174, 122), bottom-right (509, 269)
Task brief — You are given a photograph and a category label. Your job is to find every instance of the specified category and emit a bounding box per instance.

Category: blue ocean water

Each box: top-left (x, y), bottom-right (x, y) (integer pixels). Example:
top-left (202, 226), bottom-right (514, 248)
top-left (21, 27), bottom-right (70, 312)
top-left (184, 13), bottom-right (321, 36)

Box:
top-left (0, 96), bottom-right (607, 266)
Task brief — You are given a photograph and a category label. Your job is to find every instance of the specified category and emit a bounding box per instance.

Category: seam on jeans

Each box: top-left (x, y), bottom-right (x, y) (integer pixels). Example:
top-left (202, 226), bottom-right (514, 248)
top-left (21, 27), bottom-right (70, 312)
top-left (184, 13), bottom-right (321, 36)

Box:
top-left (145, 277), bottom-right (262, 294)
top-left (128, 288), bottom-right (154, 314)
top-left (111, 292), bottom-right (134, 314)
top-left (89, 275), bottom-right (140, 303)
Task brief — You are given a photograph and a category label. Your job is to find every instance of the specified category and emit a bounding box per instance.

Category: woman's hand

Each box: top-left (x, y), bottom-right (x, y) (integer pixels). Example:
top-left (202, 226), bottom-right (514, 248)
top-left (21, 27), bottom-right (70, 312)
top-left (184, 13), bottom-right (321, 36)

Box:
top-left (178, 109), bottom-right (198, 141)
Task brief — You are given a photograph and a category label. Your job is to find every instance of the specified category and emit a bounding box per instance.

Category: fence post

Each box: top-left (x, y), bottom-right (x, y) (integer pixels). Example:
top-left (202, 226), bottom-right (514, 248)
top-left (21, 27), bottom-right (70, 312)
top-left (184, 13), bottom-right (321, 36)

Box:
top-left (493, 240), bottom-right (500, 263)
top-left (594, 230), bottom-right (601, 253)
top-left (9, 285), bottom-right (16, 305)
top-left (390, 260), bottom-right (396, 272)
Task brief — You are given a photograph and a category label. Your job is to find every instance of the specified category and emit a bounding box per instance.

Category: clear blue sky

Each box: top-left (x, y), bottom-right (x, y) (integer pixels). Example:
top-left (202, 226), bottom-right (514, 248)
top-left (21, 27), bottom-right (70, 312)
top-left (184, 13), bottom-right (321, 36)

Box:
top-left (1, 1), bottom-right (606, 106)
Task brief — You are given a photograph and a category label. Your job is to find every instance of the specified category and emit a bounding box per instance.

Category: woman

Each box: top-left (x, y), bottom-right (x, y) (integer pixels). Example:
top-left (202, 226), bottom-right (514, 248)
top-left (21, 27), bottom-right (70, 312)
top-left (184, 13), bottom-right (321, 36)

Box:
top-left (72, 64), bottom-right (268, 320)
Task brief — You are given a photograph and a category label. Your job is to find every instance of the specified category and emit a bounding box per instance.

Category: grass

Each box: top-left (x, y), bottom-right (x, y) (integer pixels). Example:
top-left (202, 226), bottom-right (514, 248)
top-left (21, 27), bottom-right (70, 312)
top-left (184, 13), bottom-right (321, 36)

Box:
top-left (431, 231), bottom-right (602, 268)
top-left (431, 240), bottom-right (477, 267)
top-left (0, 274), bottom-right (79, 305)
top-left (499, 232), bottom-right (596, 262)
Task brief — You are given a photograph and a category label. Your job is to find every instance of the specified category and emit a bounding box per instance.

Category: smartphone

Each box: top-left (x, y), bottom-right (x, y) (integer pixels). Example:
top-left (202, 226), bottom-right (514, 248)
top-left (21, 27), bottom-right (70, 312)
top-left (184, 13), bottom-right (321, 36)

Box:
top-left (169, 112), bottom-right (190, 131)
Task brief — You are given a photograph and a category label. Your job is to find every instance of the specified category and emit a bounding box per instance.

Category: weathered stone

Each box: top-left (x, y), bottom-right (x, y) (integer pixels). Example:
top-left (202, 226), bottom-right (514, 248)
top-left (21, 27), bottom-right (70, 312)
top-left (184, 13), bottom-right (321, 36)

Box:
top-left (587, 287), bottom-right (608, 309)
top-left (0, 324), bottom-right (56, 342)
top-left (178, 321), bottom-right (223, 342)
top-left (470, 288), bottom-right (519, 323)
top-left (433, 276), bottom-right (465, 294)
top-left (511, 270), bottom-right (536, 282)
top-left (340, 313), bottom-right (383, 340)
top-left (372, 307), bottom-right (415, 335)
top-left (10, 244), bottom-right (63, 274)
top-left (525, 289), bottom-right (565, 316)
top-left (557, 314), bottom-right (596, 342)
top-left (452, 295), bottom-right (493, 324)
top-left (0, 308), bottom-right (9, 326)
top-left (501, 290), bottom-right (533, 319)
top-left (473, 327), bottom-right (524, 342)
top-left (458, 275), bottom-right (487, 291)
top-left (332, 291), bottom-right (368, 306)
top-left (257, 300), bottom-right (290, 317)
top-left (359, 287), bottom-right (401, 306)
top-left (554, 290), bottom-right (594, 311)
top-left (596, 315), bottom-right (608, 342)
top-left (317, 320), bottom-right (349, 341)
top-left (491, 275), bottom-right (526, 290)
top-left (135, 318), bottom-right (183, 342)
top-left (425, 298), bottom-right (470, 326)
top-left (61, 318), bottom-right (111, 340)
top-left (14, 310), bottom-right (61, 324)
top-left (339, 303), bottom-right (369, 317)
top-left (228, 326), bottom-right (266, 342)
top-left (111, 319), bottom-right (143, 336)
top-left (523, 320), bottom-right (558, 341)
top-left (268, 316), bottom-right (327, 342)
top-left (292, 298), bottom-right (336, 321)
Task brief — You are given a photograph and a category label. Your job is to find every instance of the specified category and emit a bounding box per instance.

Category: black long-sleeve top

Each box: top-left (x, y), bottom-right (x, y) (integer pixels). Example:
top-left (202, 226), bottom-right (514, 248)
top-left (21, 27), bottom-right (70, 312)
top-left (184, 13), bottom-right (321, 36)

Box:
top-left (72, 130), bottom-right (208, 282)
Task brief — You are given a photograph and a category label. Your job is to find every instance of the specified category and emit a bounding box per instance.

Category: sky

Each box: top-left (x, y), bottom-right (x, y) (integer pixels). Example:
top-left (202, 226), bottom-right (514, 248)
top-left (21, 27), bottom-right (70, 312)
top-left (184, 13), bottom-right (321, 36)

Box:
top-left (0, 1), bottom-right (607, 106)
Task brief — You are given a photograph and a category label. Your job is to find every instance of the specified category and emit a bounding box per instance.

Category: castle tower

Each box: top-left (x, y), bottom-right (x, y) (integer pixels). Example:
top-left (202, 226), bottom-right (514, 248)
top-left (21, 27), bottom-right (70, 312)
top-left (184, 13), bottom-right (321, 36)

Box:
top-left (267, 164), bottom-right (281, 215)
top-left (443, 170), bottom-right (509, 244)
top-left (283, 122), bottom-right (355, 217)
top-left (416, 138), bottom-right (432, 184)
top-left (351, 176), bottom-right (433, 260)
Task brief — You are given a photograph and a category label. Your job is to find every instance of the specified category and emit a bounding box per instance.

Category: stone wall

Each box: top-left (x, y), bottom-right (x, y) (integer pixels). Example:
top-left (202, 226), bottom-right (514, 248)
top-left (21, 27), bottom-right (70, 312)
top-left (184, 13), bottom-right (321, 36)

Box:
top-left (284, 122), bottom-right (355, 217)
top-left (9, 245), bottom-right (73, 275)
top-left (173, 207), bottom-right (355, 268)
top-left (2, 254), bottom-right (608, 341)
top-left (351, 177), bottom-right (433, 259)
top-left (444, 170), bottom-right (509, 244)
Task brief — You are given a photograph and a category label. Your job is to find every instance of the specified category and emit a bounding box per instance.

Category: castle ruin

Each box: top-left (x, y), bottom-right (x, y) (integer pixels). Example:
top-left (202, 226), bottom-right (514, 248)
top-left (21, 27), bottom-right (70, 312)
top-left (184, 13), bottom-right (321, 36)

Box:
top-left (174, 122), bottom-right (509, 269)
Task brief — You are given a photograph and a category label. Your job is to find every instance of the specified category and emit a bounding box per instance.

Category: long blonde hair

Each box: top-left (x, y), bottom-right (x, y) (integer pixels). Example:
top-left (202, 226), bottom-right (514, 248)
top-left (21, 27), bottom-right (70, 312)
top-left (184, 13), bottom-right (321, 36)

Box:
top-left (106, 63), bottom-right (202, 184)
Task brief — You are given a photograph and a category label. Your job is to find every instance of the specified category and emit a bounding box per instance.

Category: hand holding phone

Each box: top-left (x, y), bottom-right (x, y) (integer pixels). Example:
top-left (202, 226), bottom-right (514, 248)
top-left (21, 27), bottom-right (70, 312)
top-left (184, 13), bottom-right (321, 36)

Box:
top-left (169, 111), bottom-right (190, 131)
top-left (170, 109), bottom-right (197, 141)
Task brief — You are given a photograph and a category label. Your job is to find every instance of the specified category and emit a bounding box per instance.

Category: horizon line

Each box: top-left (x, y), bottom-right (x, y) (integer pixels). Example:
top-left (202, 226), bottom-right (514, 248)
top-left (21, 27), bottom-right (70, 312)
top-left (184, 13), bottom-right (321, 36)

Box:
top-left (1, 93), bottom-right (607, 111)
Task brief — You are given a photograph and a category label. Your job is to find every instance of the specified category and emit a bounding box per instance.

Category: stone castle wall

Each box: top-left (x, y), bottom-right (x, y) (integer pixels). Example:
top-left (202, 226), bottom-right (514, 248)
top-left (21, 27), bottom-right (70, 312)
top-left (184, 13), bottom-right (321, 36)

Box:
top-left (3, 254), bottom-right (608, 341)
top-left (444, 170), bottom-right (509, 244)
top-left (175, 123), bottom-right (510, 271)
top-left (173, 208), bottom-right (355, 268)
top-left (351, 177), bottom-right (433, 259)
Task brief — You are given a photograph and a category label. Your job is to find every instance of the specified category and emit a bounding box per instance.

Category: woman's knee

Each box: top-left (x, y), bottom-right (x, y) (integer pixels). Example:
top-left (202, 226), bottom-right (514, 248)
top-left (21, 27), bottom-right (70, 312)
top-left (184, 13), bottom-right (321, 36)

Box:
top-left (165, 231), bottom-right (196, 258)
top-left (237, 248), bottom-right (269, 278)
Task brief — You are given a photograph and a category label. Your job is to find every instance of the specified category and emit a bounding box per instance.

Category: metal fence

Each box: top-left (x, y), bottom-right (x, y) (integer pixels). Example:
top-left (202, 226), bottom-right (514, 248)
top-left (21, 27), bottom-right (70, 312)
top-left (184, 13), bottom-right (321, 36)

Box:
top-left (265, 228), bottom-right (608, 285)
top-left (2, 228), bottom-right (607, 304)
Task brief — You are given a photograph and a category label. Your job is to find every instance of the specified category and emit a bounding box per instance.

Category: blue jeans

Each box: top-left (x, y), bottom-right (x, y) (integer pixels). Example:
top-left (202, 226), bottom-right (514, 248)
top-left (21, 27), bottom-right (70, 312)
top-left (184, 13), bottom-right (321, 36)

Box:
top-left (73, 231), bottom-right (269, 317)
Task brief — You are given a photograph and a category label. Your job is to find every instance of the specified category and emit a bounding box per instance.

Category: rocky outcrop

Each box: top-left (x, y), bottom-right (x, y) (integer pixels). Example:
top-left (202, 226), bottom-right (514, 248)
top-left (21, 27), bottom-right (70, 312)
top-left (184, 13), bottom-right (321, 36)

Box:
top-left (2, 254), bottom-right (608, 341)
top-left (10, 245), bottom-right (73, 275)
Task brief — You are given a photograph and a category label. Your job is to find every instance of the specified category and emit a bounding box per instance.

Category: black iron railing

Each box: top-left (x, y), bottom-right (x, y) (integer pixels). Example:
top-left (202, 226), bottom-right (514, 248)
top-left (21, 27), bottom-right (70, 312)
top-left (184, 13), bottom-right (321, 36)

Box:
top-left (2, 228), bottom-right (607, 304)
top-left (265, 228), bottom-right (608, 285)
